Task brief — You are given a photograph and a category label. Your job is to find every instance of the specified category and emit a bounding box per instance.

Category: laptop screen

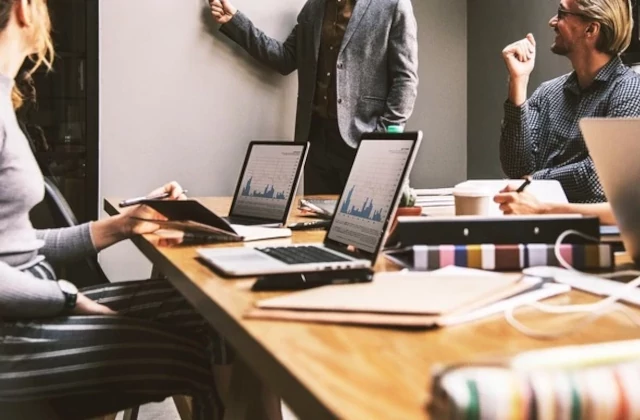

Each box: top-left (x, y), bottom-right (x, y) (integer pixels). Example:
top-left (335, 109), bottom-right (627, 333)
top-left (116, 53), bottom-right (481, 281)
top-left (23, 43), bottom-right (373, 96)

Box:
top-left (326, 138), bottom-right (419, 254)
top-left (229, 143), bottom-right (307, 222)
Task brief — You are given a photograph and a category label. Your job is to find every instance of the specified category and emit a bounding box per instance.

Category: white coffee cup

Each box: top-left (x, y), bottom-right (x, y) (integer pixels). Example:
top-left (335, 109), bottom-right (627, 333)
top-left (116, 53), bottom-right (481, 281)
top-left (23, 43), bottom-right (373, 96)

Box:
top-left (453, 186), bottom-right (492, 216)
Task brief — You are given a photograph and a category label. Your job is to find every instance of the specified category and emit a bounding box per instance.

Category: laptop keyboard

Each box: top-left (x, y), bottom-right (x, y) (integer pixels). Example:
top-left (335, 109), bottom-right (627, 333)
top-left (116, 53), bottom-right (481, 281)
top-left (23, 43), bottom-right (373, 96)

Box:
top-left (257, 246), bottom-right (351, 265)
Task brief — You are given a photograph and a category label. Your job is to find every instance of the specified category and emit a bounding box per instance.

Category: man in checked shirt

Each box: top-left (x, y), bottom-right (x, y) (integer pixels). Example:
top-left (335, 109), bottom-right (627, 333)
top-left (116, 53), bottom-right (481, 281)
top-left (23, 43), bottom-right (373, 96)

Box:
top-left (499, 0), bottom-right (640, 206)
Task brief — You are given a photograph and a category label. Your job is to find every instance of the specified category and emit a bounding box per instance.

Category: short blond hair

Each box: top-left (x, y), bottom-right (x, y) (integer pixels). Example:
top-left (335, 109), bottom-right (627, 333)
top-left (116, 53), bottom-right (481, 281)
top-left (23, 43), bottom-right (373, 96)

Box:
top-left (574, 0), bottom-right (633, 55)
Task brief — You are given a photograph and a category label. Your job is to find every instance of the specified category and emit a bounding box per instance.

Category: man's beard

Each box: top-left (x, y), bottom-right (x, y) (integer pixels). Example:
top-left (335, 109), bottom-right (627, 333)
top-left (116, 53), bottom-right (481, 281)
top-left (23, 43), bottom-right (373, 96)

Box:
top-left (551, 37), bottom-right (570, 56)
top-left (551, 44), bottom-right (569, 55)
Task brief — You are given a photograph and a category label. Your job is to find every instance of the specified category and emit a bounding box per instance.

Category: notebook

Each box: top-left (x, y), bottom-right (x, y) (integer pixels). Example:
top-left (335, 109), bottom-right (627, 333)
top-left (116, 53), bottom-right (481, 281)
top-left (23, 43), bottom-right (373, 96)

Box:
top-left (197, 132), bottom-right (423, 276)
top-left (245, 268), bottom-right (568, 328)
top-left (137, 199), bottom-right (291, 242)
top-left (226, 141), bottom-right (309, 227)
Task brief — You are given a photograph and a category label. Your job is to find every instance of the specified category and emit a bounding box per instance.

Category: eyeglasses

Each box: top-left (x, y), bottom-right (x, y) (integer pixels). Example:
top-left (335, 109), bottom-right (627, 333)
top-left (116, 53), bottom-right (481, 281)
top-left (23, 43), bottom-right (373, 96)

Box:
top-left (556, 7), bottom-right (590, 20)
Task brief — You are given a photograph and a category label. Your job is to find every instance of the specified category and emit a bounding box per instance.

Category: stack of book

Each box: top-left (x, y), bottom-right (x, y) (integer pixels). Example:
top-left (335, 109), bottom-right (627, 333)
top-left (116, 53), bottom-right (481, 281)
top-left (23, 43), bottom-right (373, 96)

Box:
top-left (414, 187), bottom-right (455, 209)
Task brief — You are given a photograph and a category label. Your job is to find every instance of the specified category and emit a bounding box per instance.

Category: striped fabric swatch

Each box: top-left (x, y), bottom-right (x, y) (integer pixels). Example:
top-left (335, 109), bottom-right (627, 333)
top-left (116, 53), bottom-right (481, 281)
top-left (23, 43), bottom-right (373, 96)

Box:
top-left (429, 361), bottom-right (640, 420)
top-left (386, 244), bottom-right (613, 271)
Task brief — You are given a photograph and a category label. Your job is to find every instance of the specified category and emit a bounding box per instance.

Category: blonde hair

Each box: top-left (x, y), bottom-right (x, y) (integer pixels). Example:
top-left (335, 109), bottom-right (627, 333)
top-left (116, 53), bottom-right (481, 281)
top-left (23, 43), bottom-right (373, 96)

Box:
top-left (0, 0), bottom-right (55, 109)
top-left (574, 0), bottom-right (634, 55)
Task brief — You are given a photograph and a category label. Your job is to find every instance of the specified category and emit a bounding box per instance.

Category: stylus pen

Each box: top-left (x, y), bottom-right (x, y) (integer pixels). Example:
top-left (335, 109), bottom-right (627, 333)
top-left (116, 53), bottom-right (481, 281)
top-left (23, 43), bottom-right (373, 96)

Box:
top-left (299, 198), bottom-right (329, 215)
top-left (119, 190), bottom-right (188, 208)
top-left (515, 176), bottom-right (532, 193)
top-left (288, 220), bottom-right (331, 230)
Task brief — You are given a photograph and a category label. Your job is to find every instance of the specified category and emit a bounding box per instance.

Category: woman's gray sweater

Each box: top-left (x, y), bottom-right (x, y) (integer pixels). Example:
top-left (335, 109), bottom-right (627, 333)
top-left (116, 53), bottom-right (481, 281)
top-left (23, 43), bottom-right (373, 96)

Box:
top-left (0, 73), bottom-right (96, 318)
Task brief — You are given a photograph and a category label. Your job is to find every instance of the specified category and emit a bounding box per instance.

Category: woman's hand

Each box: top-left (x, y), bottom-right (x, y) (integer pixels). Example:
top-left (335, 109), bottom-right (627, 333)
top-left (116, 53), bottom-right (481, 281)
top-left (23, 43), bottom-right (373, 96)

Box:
top-left (120, 181), bottom-right (188, 236)
top-left (91, 182), bottom-right (188, 251)
top-left (72, 293), bottom-right (116, 315)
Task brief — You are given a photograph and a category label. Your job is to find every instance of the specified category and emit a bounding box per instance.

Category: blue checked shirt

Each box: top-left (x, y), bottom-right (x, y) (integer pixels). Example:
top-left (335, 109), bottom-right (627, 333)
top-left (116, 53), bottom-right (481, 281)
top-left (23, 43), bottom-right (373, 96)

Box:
top-left (500, 56), bottom-right (640, 203)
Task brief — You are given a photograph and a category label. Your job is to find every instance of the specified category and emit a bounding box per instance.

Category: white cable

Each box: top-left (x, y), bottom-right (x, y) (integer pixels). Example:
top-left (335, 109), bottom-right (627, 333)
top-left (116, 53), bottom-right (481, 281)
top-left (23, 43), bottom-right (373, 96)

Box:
top-left (505, 229), bottom-right (640, 339)
top-left (552, 229), bottom-right (640, 279)
top-left (553, 229), bottom-right (599, 271)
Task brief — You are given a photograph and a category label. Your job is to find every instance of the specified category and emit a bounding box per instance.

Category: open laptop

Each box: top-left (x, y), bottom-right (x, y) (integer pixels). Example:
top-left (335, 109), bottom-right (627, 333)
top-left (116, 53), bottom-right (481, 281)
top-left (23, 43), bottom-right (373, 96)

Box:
top-left (225, 141), bottom-right (309, 227)
top-left (198, 132), bottom-right (423, 276)
top-left (580, 118), bottom-right (640, 263)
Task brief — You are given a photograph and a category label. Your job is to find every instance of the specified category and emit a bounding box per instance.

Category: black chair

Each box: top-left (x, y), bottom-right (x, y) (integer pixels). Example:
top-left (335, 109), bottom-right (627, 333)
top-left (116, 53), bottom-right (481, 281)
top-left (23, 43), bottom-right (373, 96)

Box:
top-left (21, 117), bottom-right (107, 288)
top-left (42, 176), bottom-right (111, 286)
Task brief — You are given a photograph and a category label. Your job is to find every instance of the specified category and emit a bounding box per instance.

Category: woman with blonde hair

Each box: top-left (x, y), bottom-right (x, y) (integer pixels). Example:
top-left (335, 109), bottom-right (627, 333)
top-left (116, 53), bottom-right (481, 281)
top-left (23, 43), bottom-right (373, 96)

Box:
top-left (0, 1), bottom-right (232, 418)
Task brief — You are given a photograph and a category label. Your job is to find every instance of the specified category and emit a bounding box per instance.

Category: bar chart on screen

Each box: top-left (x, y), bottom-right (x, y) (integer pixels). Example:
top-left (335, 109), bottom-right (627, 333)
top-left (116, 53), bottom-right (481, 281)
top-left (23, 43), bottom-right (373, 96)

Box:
top-left (339, 186), bottom-right (384, 221)
top-left (328, 140), bottom-right (414, 252)
top-left (232, 145), bottom-right (304, 220)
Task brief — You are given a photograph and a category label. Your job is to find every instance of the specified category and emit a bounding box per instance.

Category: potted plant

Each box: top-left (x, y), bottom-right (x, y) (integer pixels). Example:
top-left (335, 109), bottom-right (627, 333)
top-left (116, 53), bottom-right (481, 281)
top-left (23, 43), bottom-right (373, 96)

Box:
top-left (397, 181), bottom-right (421, 216)
top-left (389, 182), bottom-right (421, 235)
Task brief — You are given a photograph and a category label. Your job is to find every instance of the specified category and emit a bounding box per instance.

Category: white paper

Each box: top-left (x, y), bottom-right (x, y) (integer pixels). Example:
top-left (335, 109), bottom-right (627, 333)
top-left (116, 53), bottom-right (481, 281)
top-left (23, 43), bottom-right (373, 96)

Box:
top-left (414, 188), bottom-right (454, 196)
top-left (441, 283), bottom-right (570, 326)
top-left (454, 179), bottom-right (568, 216)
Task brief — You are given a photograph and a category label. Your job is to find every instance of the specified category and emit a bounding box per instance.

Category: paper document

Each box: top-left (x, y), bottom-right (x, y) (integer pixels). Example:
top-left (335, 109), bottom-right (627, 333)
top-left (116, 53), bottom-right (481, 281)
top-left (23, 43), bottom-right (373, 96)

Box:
top-left (441, 282), bottom-right (569, 326)
top-left (455, 180), bottom-right (568, 216)
top-left (230, 225), bottom-right (291, 242)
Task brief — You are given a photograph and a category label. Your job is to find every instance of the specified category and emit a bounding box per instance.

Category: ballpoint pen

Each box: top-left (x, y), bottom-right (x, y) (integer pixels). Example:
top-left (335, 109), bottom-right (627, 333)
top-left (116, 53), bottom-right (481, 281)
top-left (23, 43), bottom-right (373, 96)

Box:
top-left (119, 190), bottom-right (188, 208)
top-left (515, 176), bottom-right (532, 193)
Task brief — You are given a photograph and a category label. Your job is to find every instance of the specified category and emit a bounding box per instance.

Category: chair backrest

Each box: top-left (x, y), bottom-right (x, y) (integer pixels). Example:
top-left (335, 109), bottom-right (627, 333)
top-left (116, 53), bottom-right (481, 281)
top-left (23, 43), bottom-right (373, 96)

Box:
top-left (43, 177), bottom-right (79, 227)
top-left (41, 176), bottom-right (110, 286)
top-left (21, 119), bottom-right (110, 286)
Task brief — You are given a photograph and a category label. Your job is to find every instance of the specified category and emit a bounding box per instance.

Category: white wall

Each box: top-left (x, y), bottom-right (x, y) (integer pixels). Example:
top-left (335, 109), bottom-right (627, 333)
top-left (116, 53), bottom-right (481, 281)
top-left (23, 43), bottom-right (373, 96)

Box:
top-left (99, 0), bottom-right (305, 280)
top-left (99, 0), bottom-right (468, 280)
top-left (408, 0), bottom-right (467, 188)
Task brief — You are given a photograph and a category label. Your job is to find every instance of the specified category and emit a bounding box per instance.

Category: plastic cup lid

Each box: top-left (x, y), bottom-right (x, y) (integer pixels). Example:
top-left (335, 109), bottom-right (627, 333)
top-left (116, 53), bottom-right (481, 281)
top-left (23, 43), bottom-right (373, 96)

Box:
top-left (453, 186), bottom-right (492, 197)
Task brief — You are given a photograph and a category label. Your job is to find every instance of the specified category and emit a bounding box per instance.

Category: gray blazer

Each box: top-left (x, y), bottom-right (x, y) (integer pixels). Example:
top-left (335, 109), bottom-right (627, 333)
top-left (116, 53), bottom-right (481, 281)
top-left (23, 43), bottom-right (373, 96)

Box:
top-left (220, 0), bottom-right (419, 147)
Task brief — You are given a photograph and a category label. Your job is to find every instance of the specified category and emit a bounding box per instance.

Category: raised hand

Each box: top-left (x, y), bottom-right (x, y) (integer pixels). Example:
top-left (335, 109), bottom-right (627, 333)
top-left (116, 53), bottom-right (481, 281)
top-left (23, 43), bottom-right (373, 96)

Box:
top-left (502, 33), bottom-right (536, 80)
top-left (210, 0), bottom-right (237, 25)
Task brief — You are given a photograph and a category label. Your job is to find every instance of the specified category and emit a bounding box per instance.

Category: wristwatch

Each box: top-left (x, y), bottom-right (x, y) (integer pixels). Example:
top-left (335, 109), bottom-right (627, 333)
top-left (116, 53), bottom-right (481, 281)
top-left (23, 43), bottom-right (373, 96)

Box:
top-left (57, 279), bottom-right (78, 312)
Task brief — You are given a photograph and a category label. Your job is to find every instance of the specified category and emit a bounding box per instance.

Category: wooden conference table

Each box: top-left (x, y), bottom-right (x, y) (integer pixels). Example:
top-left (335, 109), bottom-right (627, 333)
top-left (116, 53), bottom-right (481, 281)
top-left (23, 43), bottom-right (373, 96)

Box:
top-left (104, 196), bottom-right (639, 420)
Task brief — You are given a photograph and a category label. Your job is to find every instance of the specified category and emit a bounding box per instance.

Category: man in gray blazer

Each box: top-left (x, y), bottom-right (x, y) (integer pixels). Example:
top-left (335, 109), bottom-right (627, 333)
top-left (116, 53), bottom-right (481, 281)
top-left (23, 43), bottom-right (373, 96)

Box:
top-left (210, 0), bottom-right (419, 194)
